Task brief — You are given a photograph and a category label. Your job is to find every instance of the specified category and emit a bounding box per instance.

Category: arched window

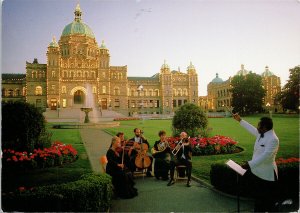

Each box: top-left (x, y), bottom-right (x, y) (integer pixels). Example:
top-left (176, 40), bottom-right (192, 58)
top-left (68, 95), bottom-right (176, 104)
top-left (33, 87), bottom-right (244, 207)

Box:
top-left (102, 86), bottom-right (106, 94)
top-left (149, 89), bottom-right (153, 96)
top-left (131, 89), bottom-right (135, 96)
top-left (35, 86), bottom-right (42, 95)
top-left (178, 88), bottom-right (182, 96)
top-left (173, 89), bottom-right (177, 96)
top-left (93, 86), bottom-right (97, 94)
top-left (154, 89), bottom-right (159, 96)
top-left (52, 71), bottom-right (55, 78)
top-left (15, 89), bottom-right (21, 96)
top-left (183, 88), bottom-right (188, 96)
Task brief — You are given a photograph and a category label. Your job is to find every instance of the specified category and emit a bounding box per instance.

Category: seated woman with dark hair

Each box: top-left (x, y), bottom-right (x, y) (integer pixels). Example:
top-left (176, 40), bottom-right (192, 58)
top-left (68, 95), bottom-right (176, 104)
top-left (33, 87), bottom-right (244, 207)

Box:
top-left (106, 136), bottom-right (138, 199)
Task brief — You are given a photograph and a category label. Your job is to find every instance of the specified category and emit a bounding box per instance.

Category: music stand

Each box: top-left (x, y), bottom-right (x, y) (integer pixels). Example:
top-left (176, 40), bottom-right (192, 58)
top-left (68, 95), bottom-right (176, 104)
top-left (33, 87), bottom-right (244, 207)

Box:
top-left (226, 159), bottom-right (247, 213)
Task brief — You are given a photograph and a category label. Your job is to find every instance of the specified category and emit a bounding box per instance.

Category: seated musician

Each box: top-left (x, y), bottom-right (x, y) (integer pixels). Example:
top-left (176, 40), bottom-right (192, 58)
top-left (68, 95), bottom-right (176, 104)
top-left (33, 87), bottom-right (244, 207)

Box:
top-left (128, 128), bottom-right (153, 177)
top-left (106, 136), bottom-right (138, 199)
top-left (152, 130), bottom-right (171, 180)
top-left (168, 132), bottom-right (193, 187)
top-left (116, 132), bottom-right (130, 169)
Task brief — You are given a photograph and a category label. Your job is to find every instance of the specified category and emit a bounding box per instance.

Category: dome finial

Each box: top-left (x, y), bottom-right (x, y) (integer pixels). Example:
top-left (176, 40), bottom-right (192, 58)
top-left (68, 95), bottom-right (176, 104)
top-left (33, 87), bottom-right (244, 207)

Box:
top-left (100, 40), bottom-right (107, 48)
top-left (74, 3), bottom-right (82, 22)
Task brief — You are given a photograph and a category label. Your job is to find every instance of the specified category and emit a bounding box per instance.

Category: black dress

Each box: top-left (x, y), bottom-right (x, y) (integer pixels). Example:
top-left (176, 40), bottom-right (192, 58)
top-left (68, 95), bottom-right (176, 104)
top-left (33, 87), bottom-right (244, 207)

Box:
top-left (106, 149), bottom-right (138, 199)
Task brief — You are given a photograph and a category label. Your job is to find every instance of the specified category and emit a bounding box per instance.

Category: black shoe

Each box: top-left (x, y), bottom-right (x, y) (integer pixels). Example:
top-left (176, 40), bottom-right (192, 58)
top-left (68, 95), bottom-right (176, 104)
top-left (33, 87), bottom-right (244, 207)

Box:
top-left (146, 172), bottom-right (153, 177)
top-left (186, 181), bottom-right (191, 187)
top-left (167, 179), bottom-right (175, 186)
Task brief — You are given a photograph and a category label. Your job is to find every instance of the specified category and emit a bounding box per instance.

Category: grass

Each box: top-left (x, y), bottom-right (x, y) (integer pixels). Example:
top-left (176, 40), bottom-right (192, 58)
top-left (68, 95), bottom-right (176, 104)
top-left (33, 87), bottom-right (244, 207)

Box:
top-left (3, 114), bottom-right (298, 191)
top-left (2, 124), bottom-right (92, 192)
top-left (104, 114), bottom-right (299, 183)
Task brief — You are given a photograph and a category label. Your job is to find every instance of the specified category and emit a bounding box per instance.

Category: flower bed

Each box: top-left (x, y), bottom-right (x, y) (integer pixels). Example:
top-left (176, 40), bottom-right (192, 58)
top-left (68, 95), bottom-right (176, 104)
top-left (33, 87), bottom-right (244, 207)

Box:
top-left (113, 117), bottom-right (141, 121)
top-left (2, 141), bottom-right (78, 169)
top-left (166, 135), bottom-right (238, 155)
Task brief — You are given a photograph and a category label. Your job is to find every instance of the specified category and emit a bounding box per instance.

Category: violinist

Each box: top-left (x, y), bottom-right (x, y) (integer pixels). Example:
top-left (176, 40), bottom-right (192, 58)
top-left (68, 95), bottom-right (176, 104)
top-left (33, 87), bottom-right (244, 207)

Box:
top-left (128, 128), bottom-right (153, 177)
top-left (167, 132), bottom-right (193, 187)
top-left (106, 136), bottom-right (138, 199)
top-left (152, 130), bottom-right (171, 180)
top-left (116, 132), bottom-right (130, 169)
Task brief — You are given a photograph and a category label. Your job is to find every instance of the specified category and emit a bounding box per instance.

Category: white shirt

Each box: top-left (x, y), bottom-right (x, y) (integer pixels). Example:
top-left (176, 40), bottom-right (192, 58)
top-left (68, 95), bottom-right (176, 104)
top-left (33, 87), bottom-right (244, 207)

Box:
top-left (240, 120), bottom-right (279, 181)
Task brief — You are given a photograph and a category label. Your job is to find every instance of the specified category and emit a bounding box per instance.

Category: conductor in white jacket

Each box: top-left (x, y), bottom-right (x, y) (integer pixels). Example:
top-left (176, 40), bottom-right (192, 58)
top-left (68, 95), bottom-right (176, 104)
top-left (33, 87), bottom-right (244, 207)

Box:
top-left (233, 114), bottom-right (279, 212)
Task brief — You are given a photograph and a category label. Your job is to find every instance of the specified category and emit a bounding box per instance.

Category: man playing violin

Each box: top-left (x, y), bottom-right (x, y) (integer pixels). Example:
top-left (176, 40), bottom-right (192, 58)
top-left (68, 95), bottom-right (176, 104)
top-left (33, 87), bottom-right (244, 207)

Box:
top-left (128, 128), bottom-right (153, 177)
top-left (168, 131), bottom-right (192, 187)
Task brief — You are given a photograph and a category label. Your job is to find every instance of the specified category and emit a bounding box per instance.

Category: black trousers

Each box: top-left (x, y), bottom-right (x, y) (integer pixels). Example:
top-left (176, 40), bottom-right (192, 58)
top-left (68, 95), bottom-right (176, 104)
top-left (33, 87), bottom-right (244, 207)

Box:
top-left (243, 170), bottom-right (278, 212)
top-left (169, 158), bottom-right (192, 181)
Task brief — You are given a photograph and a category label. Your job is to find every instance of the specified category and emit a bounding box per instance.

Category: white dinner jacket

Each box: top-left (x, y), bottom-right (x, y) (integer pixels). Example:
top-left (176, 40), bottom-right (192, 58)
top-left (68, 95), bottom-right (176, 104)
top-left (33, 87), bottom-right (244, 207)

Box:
top-left (240, 120), bottom-right (279, 181)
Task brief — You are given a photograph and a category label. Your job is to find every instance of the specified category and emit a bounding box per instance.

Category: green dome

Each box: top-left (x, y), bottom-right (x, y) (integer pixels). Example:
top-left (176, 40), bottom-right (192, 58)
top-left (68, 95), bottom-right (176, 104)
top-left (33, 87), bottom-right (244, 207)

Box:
top-left (62, 21), bottom-right (95, 38)
top-left (61, 4), bottom-right (95, 39)
top-left (211, 73), bottom-right (223, 83)
top-left (261, 66), bottom-right (274, 77)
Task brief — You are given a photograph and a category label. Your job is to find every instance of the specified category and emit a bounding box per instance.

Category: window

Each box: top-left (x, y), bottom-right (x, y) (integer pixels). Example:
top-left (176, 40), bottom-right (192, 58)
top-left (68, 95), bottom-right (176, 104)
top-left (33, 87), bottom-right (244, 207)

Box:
top-left (178, 100), bottom-right (182, 106)
top-left (149, 89), bottom-right (153, 96)
top-left (102, 86), bottom-right (106, 94)
top-left (35, 86), bottom-right (42, 95)
top-left (115, 99), bottom-right (120, 107)
top-left (173, 100), bottom-right (177, 107)
top-left (51, 85), bottom-right (55, 90)
top-left (62, 99), bottom-right (67, 108)
top-left (93, 86), bottom-right (97, 94)
top-left (62, 86), bottom-right (66, 94)
top-left (178, 88), bottom-right (182, 96)
top-left (154, 89), bottom-right (159, 96)
top-left (114, 87), bottom-right (120, 95)
top-left (8, 89), bottom-right (13, 97)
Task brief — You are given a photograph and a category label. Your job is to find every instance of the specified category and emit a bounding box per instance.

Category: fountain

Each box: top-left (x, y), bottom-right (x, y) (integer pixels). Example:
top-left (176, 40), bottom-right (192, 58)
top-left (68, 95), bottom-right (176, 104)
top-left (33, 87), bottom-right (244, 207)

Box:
top-left (80, 107), bottom-right (93, 123)
top-left (80, 84), bottom-right (100, 123)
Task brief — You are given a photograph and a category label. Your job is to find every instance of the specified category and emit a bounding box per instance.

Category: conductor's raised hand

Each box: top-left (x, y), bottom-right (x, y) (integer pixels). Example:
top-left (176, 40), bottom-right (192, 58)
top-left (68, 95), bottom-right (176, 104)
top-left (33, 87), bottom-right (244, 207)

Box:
top-left (233, 113), bottom-right (241, 122)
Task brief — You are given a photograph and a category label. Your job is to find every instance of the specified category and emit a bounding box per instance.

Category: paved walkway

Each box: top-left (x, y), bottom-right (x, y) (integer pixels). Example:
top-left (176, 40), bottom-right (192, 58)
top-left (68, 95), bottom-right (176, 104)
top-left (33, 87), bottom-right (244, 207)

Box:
top-left (79, 127), bottom-right (255, 212)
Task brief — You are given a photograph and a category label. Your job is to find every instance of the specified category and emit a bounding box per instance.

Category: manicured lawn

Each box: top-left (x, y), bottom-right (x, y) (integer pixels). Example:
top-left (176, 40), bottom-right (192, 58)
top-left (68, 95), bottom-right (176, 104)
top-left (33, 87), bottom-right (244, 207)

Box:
top-left (2, 125), bottom-right (91, 192)
top-left (105, 114), bottom-right (299, 183)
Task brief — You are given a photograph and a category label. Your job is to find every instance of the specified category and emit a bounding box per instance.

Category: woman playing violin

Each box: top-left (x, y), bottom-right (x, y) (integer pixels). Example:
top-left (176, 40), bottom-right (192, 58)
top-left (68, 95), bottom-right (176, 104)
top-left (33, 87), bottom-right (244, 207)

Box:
top-left (106, 136), bottom-right (138, 199)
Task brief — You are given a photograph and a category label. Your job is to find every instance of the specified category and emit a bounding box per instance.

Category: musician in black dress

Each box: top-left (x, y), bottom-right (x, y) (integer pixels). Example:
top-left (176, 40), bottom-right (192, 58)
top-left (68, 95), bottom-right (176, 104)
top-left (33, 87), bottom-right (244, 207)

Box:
top-left (167, 132), bottom-right (193, 187)
top-left (128, 128), bottom-right (153, 177)
top-left (152, 130), bottom-right (171, 180)
top-left (106, 136), bottom-right (138, 199)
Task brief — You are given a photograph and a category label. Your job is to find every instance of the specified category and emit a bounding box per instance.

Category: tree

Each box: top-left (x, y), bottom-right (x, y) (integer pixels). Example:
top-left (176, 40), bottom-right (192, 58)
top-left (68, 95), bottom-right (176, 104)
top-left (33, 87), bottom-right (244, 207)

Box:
top-left (275, 66), bottom-right (300, 111)
top-left (2, 101), bottom-right (51, 152)
top-left (230, 72), bottom-right (265, 114)
top-left (172, 103), bottom-right (208, 137)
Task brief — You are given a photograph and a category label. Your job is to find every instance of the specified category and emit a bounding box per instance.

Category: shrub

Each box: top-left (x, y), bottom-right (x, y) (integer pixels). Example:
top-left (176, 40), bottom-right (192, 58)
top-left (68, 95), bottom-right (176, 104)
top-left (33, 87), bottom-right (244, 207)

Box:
top-left (172, 103), bottom-right (208, 137)
top-left (2, 101), bottom-right (51, 152)
top-left (210, 158), bottom-right (300, 200)
top-left (1, 173), bottom-right (113, 212)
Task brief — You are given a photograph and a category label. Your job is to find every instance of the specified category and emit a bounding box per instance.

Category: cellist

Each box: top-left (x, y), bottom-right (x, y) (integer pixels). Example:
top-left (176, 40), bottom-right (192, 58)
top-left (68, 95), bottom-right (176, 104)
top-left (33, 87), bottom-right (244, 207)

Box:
top-left (128, 128), bottom-right (153, 177)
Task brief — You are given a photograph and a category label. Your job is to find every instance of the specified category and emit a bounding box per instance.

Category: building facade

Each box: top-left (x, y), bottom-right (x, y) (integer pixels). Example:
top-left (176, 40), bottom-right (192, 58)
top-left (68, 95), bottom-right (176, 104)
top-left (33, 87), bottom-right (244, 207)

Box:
top-left (205, 64), bottom-right (281, 112)
top-left (2, 4), bottom-right (199, 115)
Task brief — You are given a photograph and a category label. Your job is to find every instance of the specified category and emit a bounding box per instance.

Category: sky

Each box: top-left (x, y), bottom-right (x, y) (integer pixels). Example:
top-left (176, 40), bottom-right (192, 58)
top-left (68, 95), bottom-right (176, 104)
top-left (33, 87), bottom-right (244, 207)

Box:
top-left (2, 0), bottom-right (300, 96)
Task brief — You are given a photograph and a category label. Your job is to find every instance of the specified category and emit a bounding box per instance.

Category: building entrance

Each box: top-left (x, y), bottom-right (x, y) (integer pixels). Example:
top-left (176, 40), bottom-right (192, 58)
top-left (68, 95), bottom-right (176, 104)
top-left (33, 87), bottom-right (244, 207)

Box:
top-left (74, 90), bottom-right (85, 104)
top-left (101, 98), bottom-right (107, 110)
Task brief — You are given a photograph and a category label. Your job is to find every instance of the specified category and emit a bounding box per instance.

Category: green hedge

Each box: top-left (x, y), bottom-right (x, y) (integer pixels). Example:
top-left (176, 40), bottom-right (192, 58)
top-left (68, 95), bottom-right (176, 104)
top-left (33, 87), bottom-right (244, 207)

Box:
top-left (2, 173), bottom-right (113, 212)
top-left (210, 161), bottom-right (299, 200)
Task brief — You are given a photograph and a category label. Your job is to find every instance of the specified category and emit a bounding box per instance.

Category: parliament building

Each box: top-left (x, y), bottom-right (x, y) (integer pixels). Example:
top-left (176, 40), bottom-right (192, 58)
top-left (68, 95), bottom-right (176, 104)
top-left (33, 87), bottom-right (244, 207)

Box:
top-left (1, 4), bottom-right (199, 116)
top-left (2, 4), bottom-right (281, 115)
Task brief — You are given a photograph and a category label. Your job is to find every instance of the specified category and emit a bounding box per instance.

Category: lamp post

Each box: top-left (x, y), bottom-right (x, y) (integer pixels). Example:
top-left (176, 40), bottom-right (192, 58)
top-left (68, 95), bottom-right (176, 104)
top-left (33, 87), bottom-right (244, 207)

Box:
top-left (137, 85), bottom-right (143, 116)
top-left (266, 102), bottom-right (272, 118)
top-left (57, 102), bottom-right (60, 118)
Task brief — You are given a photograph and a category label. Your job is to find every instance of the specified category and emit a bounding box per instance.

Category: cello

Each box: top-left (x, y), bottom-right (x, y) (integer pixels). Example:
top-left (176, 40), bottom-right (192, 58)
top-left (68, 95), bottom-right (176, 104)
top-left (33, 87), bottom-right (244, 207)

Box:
top-left (134, 138), bottom-right (151, 169)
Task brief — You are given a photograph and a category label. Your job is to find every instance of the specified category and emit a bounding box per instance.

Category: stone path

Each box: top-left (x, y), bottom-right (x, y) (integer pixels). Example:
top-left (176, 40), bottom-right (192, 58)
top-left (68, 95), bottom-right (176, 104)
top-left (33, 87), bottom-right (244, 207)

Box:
top-left (79, 127), bottom-right (255, 212)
